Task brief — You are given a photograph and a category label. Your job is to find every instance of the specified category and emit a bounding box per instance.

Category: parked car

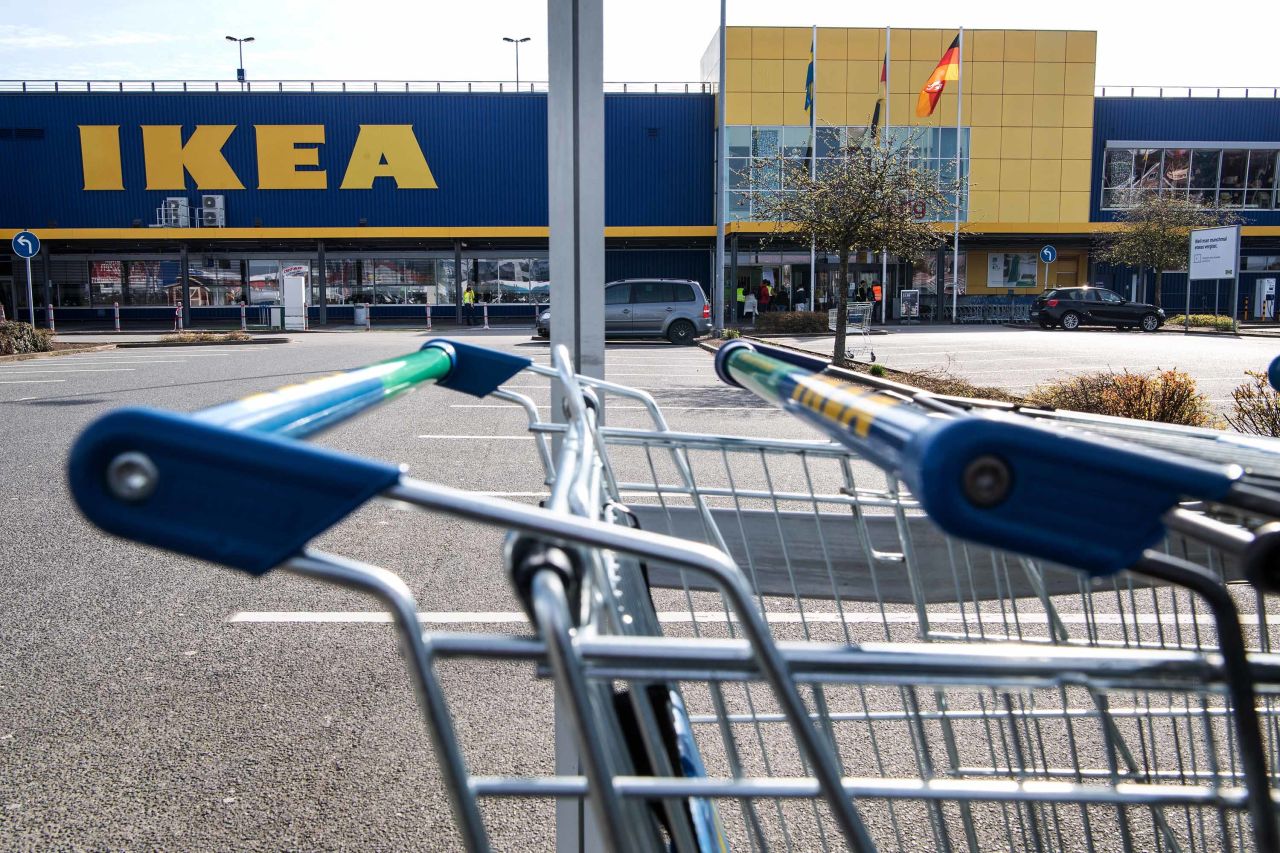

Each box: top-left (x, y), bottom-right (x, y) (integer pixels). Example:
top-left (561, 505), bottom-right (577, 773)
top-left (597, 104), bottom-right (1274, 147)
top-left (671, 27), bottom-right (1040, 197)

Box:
top-left (535, 279), bottom-right (711, 344)
top-left (1031, 287), bottom-right (1165, 332)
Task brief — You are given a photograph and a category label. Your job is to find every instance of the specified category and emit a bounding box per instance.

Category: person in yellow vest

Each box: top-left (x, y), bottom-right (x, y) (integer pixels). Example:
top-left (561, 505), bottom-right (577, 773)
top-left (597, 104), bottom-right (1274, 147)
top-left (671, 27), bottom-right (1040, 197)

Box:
top-left (735, 285), bottom-right (746, 323)
top-left (463, 285), bottom-right (475, 326)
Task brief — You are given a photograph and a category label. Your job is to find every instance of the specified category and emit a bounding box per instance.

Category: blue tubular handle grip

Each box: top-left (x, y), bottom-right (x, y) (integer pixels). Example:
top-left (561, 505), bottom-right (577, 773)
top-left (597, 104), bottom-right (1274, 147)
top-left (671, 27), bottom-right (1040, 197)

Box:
top-left (194, 339), bottom-right (530, 440)
top-left (67, 340), bottom-right (530, 574)
top-left (716, 341), bottom-right (1241, 575)
top-left (1270, 355), bottom-right (1280, 393)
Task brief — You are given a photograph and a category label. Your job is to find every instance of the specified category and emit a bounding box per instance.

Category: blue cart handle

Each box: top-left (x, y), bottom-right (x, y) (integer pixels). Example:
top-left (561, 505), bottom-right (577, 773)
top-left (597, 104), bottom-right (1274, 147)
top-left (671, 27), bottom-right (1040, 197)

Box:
top-left (716, 340), bottom-right (1241, 575)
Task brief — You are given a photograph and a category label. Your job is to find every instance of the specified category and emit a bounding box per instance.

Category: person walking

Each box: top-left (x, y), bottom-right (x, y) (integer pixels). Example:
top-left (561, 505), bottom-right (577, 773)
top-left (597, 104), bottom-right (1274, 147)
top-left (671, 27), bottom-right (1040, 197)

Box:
top-left (758, 281), bottom-right (772, 313)
top-left (744, 291), bottom-right (758, 326)
top-left (735, 284), bottom-right (746, 323)
top-left (463, 285), bottom-right (475, 326)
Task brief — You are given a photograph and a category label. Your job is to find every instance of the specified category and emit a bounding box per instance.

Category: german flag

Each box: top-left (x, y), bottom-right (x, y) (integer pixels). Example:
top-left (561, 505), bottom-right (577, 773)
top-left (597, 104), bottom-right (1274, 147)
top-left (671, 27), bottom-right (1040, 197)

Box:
top-left (916, 35), bottom-right (960, 117)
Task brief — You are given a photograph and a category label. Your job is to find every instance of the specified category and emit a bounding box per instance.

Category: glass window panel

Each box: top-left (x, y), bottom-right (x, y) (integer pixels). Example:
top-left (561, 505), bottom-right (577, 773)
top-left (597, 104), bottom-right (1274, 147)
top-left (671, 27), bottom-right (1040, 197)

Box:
top-left (728, 191), bottom-right (749, 218)
top-left (401, 258), bottom-right (435, 304)
top-left (816, 126), bottom-right (844, 158)
top-left (90, 261), bottom-right (122, 306)
top-left (1245, 189), bottom-right (1271, 209)
top-left (1220, 149), bottom-right (1247, 189)
top-left (1247, 150), bottom-right (1277, 190)
top-left (1162, 149), bottom-right (1190, 189)
top-left (752, 159), bottom-right (781, 191)
top-left (1134, 149), bottom-right (1161, 188)
top-left (1189, 189), bottom-right (1216, 205)
top-left (606, 283), bottom-right (631, 304)
top-left (133, 260), bottom-right (188, 306)
top-left (752, 127), bottom-right (780, 158)
top-left (727, 158), bottom-right (750, 189)
top-left (1190, 150), bottom-right (1220, 188)
top-left (1218, 189), bottom-right (1244, 207)
top-left (315, 259), bottom-right (357, 305)
top-left (1103, 149), bottom-right (1134, 190)
top-left (726, 126), bottom-right (751, 158)
top-left (782, 126), bottom-right (811, 158)
top-left (247, 260), bottom-right (281, 305)
top-left (1245, 256), bottom-right (1280, 270)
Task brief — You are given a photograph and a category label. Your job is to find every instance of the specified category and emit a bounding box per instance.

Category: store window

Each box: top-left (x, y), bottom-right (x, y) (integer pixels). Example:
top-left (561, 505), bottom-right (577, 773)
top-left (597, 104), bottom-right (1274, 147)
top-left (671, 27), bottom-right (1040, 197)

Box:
top-left (192, 257), bottom-right (244, 305)
top-left (127, 260), bottom-right (183, 305)
top-left (986, 253), bottom-right (1038, 288)
top-left (1103, 144), bottom-right (1280, 209)
top-left (50, 259), bottom-right (89, 307)
top-left (473, 257), bottom-right (549, 303)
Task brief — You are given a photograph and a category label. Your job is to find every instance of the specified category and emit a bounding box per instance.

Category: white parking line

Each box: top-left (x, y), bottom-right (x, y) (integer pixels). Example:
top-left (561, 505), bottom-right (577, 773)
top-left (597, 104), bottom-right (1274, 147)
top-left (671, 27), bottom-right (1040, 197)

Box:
top-left (418, 434), bottom-right (535, 440)
top-left (451, 404), bottom-right (770, 411)
top-left (0, 379), bottom-right (67, 384)
top-left (0, 368), bottom-right (137, 374)
top-left (9, 360), bottom-right (188, 367)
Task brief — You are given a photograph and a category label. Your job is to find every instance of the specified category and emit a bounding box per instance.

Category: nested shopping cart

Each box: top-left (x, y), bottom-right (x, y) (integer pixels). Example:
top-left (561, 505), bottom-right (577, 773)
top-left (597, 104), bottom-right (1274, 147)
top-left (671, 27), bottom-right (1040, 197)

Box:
top-left (68, 337), bottom-right (1280, 852)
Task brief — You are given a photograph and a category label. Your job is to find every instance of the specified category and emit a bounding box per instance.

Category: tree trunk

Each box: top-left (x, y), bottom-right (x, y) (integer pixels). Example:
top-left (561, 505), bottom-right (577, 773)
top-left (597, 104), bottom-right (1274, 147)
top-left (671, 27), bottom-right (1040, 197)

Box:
top-left (1154, 268), bottom-right (1163, 309)
top-left (833, 249), bottom-right (850, 362)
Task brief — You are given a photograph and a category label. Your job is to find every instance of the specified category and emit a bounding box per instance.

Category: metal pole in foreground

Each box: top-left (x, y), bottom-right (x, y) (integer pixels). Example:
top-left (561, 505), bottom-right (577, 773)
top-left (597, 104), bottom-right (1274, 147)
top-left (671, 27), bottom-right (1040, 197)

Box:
top-left (24, 255), bottom-right (34, 326)
top-left (1231, 224), bottom-right (1241, 334)
top-left (47, 304), bottom-right (54, 332)
top-left (712, 0), bottom-right (726, 336)
top-left (951, 26), bottom-right (964, 324)
top-left (240, 301), bottom-right (247, 331)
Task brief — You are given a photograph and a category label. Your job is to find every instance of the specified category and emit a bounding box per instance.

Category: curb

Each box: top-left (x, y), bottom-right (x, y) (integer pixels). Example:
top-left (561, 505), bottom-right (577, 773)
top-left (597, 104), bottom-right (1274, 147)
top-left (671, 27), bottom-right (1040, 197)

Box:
top-left (115, 337), bottom-right (290, 349)
top-left (0, 343), bottom-right (117, 363)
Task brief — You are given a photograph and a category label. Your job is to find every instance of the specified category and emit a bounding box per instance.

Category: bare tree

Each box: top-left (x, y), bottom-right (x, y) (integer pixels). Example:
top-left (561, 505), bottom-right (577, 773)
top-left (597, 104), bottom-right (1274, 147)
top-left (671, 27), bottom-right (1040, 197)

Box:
top-left (748, 134), bottom-right (955, 361)
top-left (1096, 190), bottom-right (1241, 308)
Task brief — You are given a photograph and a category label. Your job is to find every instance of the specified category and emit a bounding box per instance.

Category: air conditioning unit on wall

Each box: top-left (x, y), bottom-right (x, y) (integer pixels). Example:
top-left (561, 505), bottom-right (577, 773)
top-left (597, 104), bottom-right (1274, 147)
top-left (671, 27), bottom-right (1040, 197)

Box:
top-left (201, 194), bottom-right (226, 227)
top-left (157, 197), bottom-right (190, 228)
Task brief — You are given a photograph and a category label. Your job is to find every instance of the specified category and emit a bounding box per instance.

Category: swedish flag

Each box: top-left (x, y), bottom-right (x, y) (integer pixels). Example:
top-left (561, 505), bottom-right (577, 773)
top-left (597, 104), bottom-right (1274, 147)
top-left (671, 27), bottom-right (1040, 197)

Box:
top-left (803, 43), bottom-right (814, 112)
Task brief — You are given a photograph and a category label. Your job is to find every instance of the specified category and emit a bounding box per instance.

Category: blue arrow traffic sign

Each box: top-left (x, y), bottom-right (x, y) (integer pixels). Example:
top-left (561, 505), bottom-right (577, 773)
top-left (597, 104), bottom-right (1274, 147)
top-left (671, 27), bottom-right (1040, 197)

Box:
top-left (12, 230), bottom-right (40, 259)
top-left (1039, 245), bottom-right (1057, 264)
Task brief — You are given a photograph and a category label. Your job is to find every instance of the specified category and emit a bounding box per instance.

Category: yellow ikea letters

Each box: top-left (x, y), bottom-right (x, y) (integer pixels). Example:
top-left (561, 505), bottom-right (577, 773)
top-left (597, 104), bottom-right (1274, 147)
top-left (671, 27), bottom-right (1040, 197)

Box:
top-left (77, 124), bottom-right (437, 191)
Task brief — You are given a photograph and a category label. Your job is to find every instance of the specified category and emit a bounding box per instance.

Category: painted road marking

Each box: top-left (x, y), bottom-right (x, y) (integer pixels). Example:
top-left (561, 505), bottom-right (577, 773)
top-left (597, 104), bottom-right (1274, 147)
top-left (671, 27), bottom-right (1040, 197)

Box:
top-left (451, 404), bottom-right (770, 411)
top-left (418, 434), bottom-right (535, 440)
top-left (0, 368), bottom-right (137, 374)
top-left (0, 379), bottom-right (68, 384)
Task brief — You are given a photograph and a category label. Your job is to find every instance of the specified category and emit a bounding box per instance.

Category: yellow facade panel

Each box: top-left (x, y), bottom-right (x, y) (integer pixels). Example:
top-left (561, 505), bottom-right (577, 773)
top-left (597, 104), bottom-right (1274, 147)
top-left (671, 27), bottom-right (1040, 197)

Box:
top-left (1001, 94), bottom-right (1033, 127)
top-left (1003, 62), bottom-right (1034, 95)
top-left (816, 28), bottom-right (847, 61)
top-left (889, 29), bottom-right (910, 62)
top-left (817, 59), bottom-right (847, 92)
top-left (933, 93), bottom-right (972, 124)
top-left (1060, 191), bottom-right (1091, 222)
top-left (1029, 190), bottom-right (1062, 223)
top-left (751, 93), bottom-right (783, 125)
top-left (1004, 31), bottom-right (1035, 61)
top-left (751, 60), bottom-right (784, 93)
top-left (847, 94), bottom-right (879, 126)
top-left (999, 191), bottom-right (1031, 221)
top-left (1064, 63), bottom-right (1094, 96)
top-left (1063, 95), bottom-right (1093, 127)
top-left (970, 30), bottom-right (1003, 61)
top-left (910, 29), bottom-right (943, 60)
top-left (1029, 160), bottom-right (1061, 191)
top-left (1060, 159), bottom-right (1092, 193)
top-left (726, 93), bottom-right (751, 126)
top-left (847, 28), bottom-right (882, 61)
top-left (1033, 95), bottom-right (1065, 127)
top-left (970, 61), bottom-right (1003, 94)
top-left (970, 126), bottom-right (1000, 159)
top-left (725, 59), bottom-right (751, 94)
top-left (1065, 31), bottom-right (1097, 63)
top-left (1034, 31), bottom-right (1067, 62)
top-left (1062, 127), bottom-right (1093, 160)
top-left (847, 60), bottom-right (882, 94)
top-left (1031, 126), bottom-right (1062, 159)
top-left (1000, 159), bottom-right (1031, 191)
top-left (970, 94), bottom-right (1003, 127)
top-left (783, 59), bottom-right (809, 94)
top-left (968, 159), bottom-right (1001, 192)
top-left (1033, 63), bottom-right (1065, 94)
top-left (784, 98), bottom-right (809, 127)
top-left (1001, 127), bottom-right (1032, 158)
top-left (817, 98), bottom-right (846, 127)
top-left (968, 190), bottom-right (1001, 222)
top-left (784, 27), bottom-right (812, 59)
top-left (726, 27), bottom-right (751, 60)
top-left (887, 93), bottom-right (915, 125)
top-left (753, 27), bottom-right (784, 59)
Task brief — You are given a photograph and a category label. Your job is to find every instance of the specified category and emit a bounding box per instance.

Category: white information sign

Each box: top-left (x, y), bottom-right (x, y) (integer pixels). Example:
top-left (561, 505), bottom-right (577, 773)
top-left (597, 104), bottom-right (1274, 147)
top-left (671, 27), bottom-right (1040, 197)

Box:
top-left (1189, 225), bottom-right (1240, 280)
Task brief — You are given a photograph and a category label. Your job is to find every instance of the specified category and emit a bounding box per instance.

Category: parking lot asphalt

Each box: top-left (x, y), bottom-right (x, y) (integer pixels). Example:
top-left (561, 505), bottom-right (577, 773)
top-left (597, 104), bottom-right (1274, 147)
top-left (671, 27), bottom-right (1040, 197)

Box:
top-left (766, 324), bottom-right (1280, 407)
top-left (0, 326), bottom-right (1271, 850)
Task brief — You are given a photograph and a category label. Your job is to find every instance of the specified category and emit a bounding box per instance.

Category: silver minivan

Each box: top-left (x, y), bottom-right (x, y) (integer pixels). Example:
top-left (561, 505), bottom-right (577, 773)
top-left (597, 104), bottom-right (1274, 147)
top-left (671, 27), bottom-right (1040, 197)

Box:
top-left (535, 279), bottom-right (711, 345)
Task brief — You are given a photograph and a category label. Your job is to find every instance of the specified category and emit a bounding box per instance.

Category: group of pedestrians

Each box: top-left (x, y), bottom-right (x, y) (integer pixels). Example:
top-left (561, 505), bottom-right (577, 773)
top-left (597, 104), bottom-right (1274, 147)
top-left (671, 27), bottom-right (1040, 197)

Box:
top-left (736, 281), bottom-right (776, 324)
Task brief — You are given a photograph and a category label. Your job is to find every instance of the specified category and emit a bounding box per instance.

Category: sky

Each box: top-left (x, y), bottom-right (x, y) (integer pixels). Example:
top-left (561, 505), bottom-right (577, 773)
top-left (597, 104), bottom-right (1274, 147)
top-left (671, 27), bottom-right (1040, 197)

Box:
top-left (0, 0), bottom-right (1274, 89)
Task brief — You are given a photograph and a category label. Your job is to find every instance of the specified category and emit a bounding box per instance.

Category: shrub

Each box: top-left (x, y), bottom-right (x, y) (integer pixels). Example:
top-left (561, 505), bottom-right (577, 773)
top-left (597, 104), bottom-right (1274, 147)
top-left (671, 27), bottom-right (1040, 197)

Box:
top-left (1225, 370), bottom-right (1280, 437)
top-left (1166, 314), bottom-right (1235, 331)
top-left (0, 321), bottom-right (54, 355)
top-left (754, 311), bottom-right (829, 334)
top-left (159, 331), bottom-right (253, 343)
top-left (722, 328), bottom-right (741, 340)
top-left (1027, 368), bottom-right (1213, 426)
top-left (868, 363), bottom-right (886, 377)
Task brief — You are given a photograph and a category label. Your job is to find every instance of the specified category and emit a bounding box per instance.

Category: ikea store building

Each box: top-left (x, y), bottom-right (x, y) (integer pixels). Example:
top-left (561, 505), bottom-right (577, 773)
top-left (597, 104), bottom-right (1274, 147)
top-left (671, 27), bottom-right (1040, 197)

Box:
top-left (2, 26), bottom-right (1280, 328)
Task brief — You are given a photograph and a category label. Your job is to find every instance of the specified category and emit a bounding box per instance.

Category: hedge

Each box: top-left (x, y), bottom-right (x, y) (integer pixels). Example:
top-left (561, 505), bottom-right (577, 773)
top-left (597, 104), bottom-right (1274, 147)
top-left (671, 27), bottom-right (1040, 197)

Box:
top-left (0, 321), bottom-right (54, 355)
top-left (753, 311), bottom-right (829, 334)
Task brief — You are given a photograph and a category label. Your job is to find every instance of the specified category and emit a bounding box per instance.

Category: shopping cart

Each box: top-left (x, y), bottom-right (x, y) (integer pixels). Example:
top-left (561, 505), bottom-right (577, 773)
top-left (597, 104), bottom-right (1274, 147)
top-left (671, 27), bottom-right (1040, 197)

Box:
top-left (827, 301), bottom-right (876, 362)
top-left (67, 338), bottom-right (1280, 852)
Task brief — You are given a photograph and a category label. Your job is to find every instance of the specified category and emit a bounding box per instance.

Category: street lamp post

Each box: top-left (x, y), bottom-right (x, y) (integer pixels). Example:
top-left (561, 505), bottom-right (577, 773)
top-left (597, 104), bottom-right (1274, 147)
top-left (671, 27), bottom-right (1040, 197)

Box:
top-left (502, 36), bottom-right (530, 91)
top-left (225, 35), bottom-right (255, 90)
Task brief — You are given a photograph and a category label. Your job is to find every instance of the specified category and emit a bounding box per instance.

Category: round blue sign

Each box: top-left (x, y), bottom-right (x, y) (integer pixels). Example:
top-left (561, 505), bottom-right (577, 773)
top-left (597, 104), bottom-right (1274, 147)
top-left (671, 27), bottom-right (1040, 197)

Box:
top-left (1039, 245), bottom-right (1057, 264)
top-left (11, 230), bottom-right (39, 259)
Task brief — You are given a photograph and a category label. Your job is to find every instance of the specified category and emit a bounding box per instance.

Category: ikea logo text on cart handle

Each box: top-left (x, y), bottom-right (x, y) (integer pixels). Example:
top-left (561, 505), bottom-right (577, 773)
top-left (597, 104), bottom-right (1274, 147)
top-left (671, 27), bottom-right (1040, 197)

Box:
top-left (77, 125), bottom-right (438, 191)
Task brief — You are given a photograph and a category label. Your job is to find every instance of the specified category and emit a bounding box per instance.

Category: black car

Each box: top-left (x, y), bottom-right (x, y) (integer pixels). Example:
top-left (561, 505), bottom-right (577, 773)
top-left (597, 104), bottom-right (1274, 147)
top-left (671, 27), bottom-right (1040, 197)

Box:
top-left (1030, 287), bottom-right (1165, 332)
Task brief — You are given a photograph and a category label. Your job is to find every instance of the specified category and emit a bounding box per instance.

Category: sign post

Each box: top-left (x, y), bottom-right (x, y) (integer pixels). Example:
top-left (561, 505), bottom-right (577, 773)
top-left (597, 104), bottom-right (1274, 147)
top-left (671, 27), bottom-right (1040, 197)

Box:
top-left (11, 230), bottom-right (40, 326)
top-left (1189, 225), bottom-right (1241, 335)
top-left (1039, 245), bottom-right (1057, 292)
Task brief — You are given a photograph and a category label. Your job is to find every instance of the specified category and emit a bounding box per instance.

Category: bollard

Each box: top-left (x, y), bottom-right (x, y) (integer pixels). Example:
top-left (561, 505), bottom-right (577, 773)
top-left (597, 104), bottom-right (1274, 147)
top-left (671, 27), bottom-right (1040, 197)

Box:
top-left (240, 301), bottom-right (247, 331)
top-left (482, 303), bottom-right (490, 330)
top-left (0, 302), bottom-right (6, 322)
top-left (113, 302), bottom-right (121, 332)
top-left (364, 303), bottom-right (371, 331)
top-left (47, 304), bottom-right (55, 333)
top-left (425, 303), bottom-right (432, 331)
top-left (174, 305), bottom-right (183, 333)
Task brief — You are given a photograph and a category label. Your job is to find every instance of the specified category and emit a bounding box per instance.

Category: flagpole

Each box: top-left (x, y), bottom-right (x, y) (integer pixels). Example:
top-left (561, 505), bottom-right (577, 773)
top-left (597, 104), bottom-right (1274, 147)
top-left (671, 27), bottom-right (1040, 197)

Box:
top-left (808, 24), bottom-right (816, 314)
top-left (881, 25), bottom-right (890, 324)
top-left (950, 27), bottom-right (964, 324)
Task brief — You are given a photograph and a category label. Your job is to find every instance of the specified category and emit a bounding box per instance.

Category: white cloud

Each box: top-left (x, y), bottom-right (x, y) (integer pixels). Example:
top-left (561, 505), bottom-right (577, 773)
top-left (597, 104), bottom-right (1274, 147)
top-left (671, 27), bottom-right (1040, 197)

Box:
top-left (0, 25), bottom-right (179, 50)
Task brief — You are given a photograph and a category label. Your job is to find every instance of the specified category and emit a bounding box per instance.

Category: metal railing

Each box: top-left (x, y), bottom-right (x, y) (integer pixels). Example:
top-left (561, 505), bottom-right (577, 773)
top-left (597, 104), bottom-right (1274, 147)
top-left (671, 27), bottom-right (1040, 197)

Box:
top-left (0, 79), bottom-right (712, 94)
top-left (1096, 85), bottom-right (1280, 99)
